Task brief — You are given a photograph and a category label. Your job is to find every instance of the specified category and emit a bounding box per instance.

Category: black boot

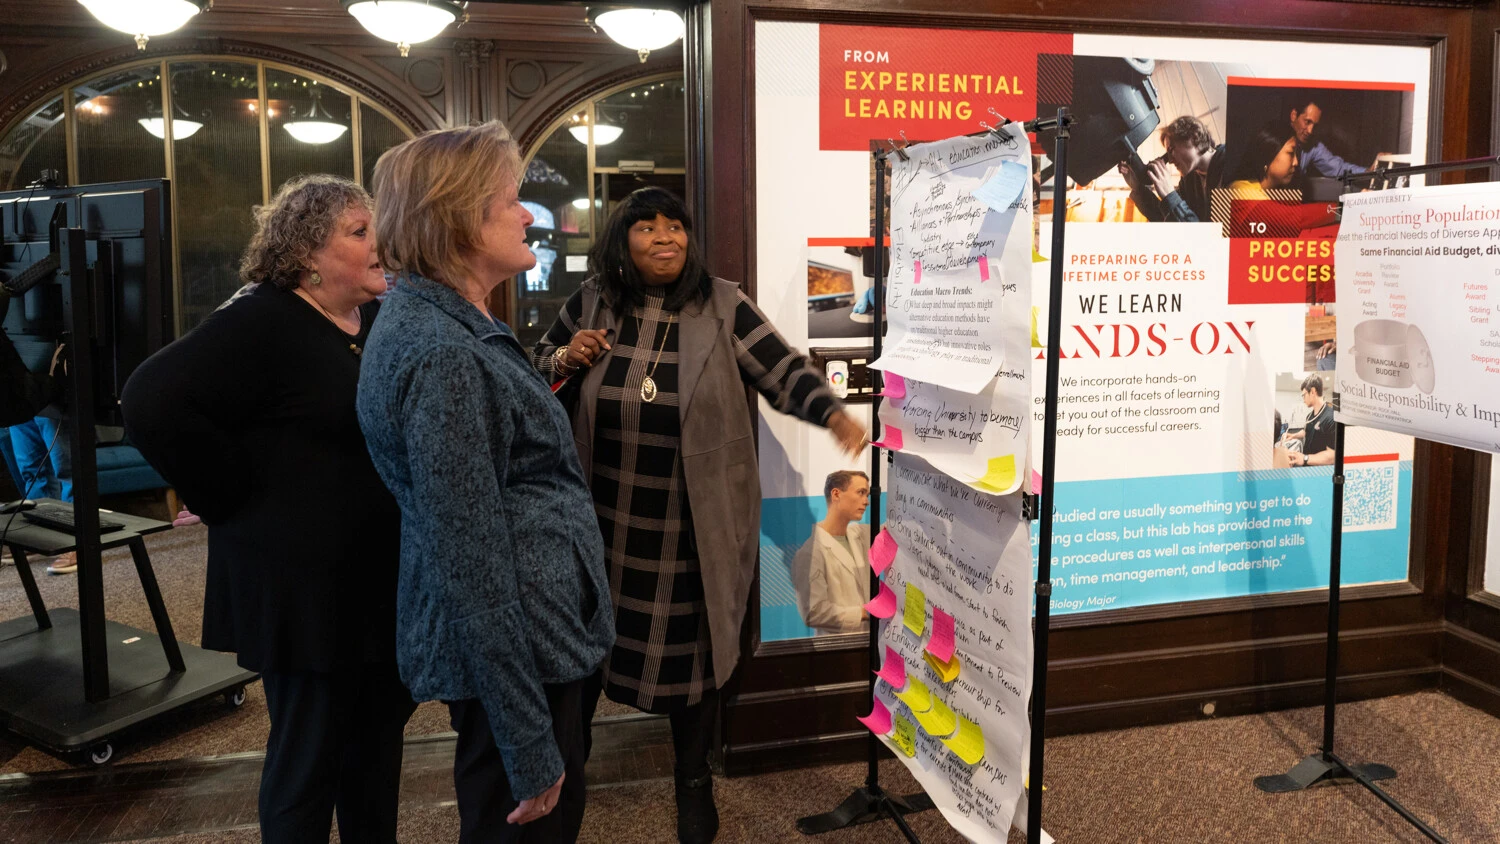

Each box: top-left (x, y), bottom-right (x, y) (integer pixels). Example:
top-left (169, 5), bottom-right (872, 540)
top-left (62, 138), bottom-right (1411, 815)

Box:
top-left (675, 770), bottom-right (719, 844)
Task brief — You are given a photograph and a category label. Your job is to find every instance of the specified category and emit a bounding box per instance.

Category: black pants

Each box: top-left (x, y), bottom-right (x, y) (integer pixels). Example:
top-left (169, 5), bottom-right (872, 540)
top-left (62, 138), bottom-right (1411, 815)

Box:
top-left (448, 677), bottom-right (590, 844)
top-left (581, 672), bottom-right (718, 779)
top-left (259, 662), bottom-right (417, 844)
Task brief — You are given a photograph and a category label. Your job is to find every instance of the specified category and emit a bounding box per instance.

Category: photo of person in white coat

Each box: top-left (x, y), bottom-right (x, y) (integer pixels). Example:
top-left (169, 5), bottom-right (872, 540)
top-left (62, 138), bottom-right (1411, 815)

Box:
top-left (792, 470), bottom-right (872, 636)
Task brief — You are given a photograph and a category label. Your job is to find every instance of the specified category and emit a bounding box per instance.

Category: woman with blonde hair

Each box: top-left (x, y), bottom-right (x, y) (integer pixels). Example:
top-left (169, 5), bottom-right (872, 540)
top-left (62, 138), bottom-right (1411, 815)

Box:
top-left (122, 175), bottom-right (414, 842)
top-left (357, 121), bottom-right (611, 844)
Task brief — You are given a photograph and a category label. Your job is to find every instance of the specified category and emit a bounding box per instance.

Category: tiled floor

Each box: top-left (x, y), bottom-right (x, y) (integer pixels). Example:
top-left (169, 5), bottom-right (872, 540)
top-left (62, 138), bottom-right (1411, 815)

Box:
top-left (0, 714), bottom-right (673, 843)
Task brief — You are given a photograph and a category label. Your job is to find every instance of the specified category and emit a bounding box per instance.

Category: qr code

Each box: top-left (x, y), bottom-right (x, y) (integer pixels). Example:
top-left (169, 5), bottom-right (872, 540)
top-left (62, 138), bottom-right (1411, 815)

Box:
top-left (1344, 464), bottom-right (1398, 532)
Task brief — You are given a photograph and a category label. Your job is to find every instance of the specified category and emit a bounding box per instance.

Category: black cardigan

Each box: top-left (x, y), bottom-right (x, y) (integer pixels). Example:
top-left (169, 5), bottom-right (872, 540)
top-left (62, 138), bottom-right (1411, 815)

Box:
top-left (121, 284), bottom-right (399, 673)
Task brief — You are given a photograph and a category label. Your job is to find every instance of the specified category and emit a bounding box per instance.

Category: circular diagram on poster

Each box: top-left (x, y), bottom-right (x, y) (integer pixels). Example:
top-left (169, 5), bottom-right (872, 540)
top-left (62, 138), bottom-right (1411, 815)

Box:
top-left (1407, 323), bottom-right (1435, 394)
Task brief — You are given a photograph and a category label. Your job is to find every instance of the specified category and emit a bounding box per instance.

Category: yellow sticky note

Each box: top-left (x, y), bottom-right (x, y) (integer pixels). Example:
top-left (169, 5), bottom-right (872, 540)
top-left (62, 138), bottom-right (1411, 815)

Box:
top-left (903, 582), bottom-right (926, 636)
top-left (914, 697), bottom-right (958, 738)
top-left (893, 715), bottom-right (917, 758)
top-left (974, 454), bottom-right (1017, 494)
top-left (941, 716), bottom-right (985, 765)
top-left (895, 677), bottom-right (933, 714)
top-left (1032, 248), bottom-right (1047, 264)
top-left (1030, 307), bottom-right (1042, 348)
top-left (924, 650), bottom-right (961, 683)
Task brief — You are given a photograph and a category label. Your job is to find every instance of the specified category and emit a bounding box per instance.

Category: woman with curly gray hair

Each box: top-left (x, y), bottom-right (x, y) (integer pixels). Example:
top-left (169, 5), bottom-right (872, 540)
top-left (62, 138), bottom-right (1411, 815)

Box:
top-left (121, 174), bottom-right (415, 843)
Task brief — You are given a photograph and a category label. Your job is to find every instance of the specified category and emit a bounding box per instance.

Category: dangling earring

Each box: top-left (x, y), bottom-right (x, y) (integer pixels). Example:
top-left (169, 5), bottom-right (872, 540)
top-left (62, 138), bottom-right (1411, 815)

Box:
top-left (309, 270), bottom-right (322, 286)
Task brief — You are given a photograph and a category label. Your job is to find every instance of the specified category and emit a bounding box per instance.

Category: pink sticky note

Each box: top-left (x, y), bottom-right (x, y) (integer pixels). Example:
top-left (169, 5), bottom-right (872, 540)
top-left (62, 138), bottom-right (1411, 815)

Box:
top-left (857, 697), bottom-right (894, 736)
top-left (881, 372), bottom-right (907, 399)
top-left (978, 255), bottom-right (990, 282)
top-left (870, 528), bottom-right (898, 576)
top-left (926, 607), bottom-right (956, 663)
top-left (1031, 469), bottom-right (1043, 495)
top-left (874, 645), bottom-right (907, 688)
top-left (865, 580), bottom-right (898, 619)
top-left (914, 261), bottom-right (923, 284)
top-left (872, 426), bottom-right (904, 451)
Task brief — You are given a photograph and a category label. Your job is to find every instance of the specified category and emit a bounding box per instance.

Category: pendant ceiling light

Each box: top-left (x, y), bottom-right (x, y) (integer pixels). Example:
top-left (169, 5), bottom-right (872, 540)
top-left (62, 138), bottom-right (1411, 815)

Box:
top-left (137, 116), bottom-right (202, 140)
top-left (343, 0), bottom-right (465, 57)
top-left (78, 0), bottom-right (211, 50)
top-left (285, 87), bottom-right (349, 145)
top-left (589, 7), bottom-right (684, 63)
top-left (568, 121), bottom-right (623, 146)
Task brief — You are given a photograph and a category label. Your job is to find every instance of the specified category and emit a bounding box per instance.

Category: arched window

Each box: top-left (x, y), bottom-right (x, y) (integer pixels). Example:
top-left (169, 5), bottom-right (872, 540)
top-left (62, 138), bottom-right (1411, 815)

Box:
top-left (0, 59), bottom-right (414, 331)
top-left (513, 73), bottom-right (686, 347)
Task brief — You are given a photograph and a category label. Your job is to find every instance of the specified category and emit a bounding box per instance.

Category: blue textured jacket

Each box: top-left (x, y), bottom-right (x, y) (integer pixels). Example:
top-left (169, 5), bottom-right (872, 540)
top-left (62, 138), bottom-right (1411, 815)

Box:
top-left (356, 274), bottom-right (612, 800)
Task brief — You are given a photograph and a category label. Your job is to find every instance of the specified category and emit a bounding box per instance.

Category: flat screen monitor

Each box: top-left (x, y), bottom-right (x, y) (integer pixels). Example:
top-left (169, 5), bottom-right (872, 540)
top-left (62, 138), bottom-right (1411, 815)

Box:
top-left (0, 179), bottom-right (174, 425)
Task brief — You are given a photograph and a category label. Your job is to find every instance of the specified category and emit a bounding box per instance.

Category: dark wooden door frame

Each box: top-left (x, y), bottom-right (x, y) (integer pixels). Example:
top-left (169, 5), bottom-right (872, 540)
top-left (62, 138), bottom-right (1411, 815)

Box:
top-left (701, 0), bottom-right (1483, 775)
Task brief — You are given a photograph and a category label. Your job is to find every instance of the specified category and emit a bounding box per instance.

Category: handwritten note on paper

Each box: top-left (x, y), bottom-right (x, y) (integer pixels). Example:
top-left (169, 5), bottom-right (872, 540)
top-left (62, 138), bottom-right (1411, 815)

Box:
top-left (871, 126), bottom-right (1033, 394)
top-left (876, 368), bottom-right (1029, 494)
top-left (895, 677), bottom-right (934, 714)
top-left (914, 696), bottom-right (959, 739)
top-left (870, 528), bottom-right (898, 576)
top-left (858, 697), bottom-right (894, 736)
top-left (972, 159), bottom-right (1030, 213)
top-left (941, 716), bottom-right (986, 765)
top-left (875, 645), bottom-right (907, 689)
top-left (873, 452), bottom-right (1035, 843)
top-left (924, 650), bottom-right (961, 683)
top-left (926, 607), bottom-right (956, 663)
top-left (893, 715), bottom-right (918, 757)
top-left (865, 580), bottom-right (898, 619)
top-left (903, 582), bottom-right (926, 636)
top-left (872, 425), bottom-right (905, 452)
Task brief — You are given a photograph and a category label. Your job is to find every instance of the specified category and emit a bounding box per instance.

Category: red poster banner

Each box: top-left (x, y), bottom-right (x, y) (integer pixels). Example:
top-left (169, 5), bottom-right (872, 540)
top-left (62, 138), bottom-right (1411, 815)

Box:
top-left (818, 25), bottom-right (1071, 152)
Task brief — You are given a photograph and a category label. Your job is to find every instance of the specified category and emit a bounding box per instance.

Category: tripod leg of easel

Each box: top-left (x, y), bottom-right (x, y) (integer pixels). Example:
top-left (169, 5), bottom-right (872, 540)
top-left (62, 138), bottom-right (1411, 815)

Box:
top-left (1252, 753), bottom-right (1394, 793)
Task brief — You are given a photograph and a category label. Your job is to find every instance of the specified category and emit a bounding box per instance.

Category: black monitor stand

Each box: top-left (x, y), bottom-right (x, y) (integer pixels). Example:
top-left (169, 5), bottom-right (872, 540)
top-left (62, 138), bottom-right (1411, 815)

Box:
top-left (0, 228), bottom-right (256, 765)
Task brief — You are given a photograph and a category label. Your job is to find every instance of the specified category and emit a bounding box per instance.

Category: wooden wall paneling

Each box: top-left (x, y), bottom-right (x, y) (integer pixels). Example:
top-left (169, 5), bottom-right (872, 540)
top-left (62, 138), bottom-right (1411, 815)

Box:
top-left (707, 0), bottom-right (1482, 776)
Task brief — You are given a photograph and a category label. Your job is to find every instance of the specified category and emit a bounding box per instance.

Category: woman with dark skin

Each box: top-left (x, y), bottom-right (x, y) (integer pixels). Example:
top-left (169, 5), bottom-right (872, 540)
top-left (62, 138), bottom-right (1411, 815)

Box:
top-left (535, 187), bottom-right (864, 843)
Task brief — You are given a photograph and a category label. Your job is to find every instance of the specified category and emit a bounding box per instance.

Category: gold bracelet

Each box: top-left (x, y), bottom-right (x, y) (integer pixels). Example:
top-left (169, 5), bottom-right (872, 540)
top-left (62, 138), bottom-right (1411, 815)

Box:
top-left (554, 345), bottom-right (576, 376)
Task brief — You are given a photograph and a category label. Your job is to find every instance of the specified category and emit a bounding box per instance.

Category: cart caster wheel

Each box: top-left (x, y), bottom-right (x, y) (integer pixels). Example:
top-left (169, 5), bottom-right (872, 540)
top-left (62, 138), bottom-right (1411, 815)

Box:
top-left (225, 687), bottom-right (247, 708)
top-left (88, 742), bottom-right (114, 766)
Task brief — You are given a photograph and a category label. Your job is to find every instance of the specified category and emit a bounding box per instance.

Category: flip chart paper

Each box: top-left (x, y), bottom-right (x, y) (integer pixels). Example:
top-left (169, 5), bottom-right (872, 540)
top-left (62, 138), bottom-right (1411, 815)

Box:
top-left (914, 697), bottom-right (959, 738)
top-left (870, 128), bottom-right (1033, 393)
top-left (857, 697), bottom-right (894, 736)
top-left (874, 645), bottom-right (907, 688)
top-left (872, 426), bottom-right (904, 451)
top-left (972, 454), bottom-right (1018, 495)
top-left (865, 580), bottom-right (898, 619)
top-left (895, 677), bottom-right (933, 714)
top-left (926, 607), bottom-right (956, 663)
top-left (877, 370), bottom-right (1029, 493)
top-left (873, 453), bottom-right (1034, 842)
top-left (924, 650), bottom-right (961, 683)
top-left (893, 716), bottom-right (918, 757)
top-left (973, 159), bottom-right (1029, 213)
top-left (870, 528), bottom-right (898, 576)
top-left (903, 582), bottom-right (926, 636)
top-left (941, 716), bottom-right (985, 765)
top-left (881, 372), bottom-right (907, 399)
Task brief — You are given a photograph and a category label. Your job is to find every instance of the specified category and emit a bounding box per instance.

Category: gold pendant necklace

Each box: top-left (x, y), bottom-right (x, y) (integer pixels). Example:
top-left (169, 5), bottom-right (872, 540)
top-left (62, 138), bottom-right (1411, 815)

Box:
top-left (638, 313), bottom-right (675, 403)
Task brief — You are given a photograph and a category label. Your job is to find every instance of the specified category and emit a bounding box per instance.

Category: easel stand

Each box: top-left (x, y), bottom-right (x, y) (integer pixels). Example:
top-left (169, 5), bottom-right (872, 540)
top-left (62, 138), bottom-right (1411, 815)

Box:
top-left (797, 108), bottom-right (1075, 844)
top-left (0, 227), bottom-right (255, 764)
top-left (1252, 155), bottom-right (1500, 843)
top-left (796, 133), bottom-right (932, 844)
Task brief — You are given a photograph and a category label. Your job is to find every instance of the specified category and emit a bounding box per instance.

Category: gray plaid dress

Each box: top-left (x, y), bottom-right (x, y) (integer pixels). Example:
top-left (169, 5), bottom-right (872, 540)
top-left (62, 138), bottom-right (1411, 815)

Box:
top-left (540, 285), bottom-right (837, 713)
